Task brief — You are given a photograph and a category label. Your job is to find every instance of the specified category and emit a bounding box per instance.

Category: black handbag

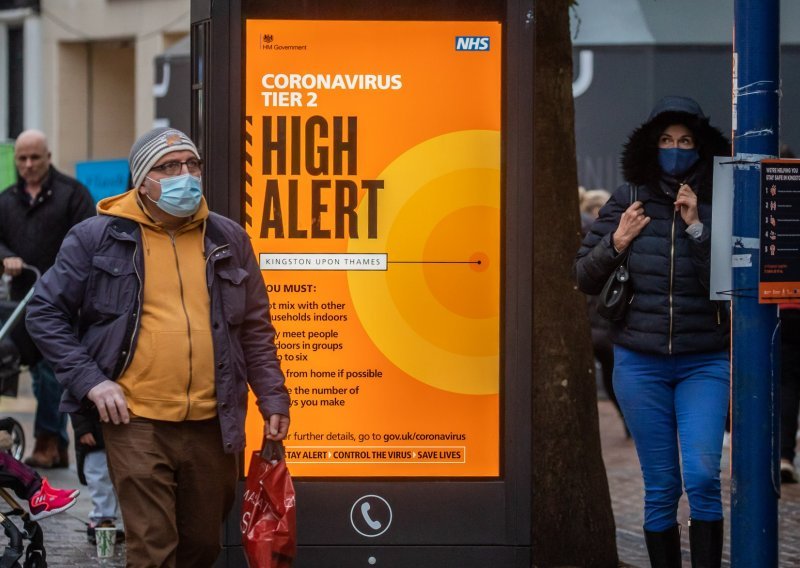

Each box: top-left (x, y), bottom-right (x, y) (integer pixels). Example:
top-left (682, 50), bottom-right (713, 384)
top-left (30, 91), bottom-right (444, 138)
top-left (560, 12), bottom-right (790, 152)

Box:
top-left (597, 264), bottom-right (633, 321)
top-left (596, 185), bottom-right (637, 321)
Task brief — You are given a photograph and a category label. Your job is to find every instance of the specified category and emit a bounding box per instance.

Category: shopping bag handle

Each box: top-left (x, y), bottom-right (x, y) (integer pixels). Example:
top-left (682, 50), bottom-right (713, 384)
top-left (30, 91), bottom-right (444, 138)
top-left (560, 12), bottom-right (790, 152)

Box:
top-left (260, 439), bottom-right (286, 461)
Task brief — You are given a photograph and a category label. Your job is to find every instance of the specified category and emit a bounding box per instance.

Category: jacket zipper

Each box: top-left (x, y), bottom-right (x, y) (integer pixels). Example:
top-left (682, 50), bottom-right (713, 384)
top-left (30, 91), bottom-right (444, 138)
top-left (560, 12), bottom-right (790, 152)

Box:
top-left (119, 243), bottom-right (142, 376)
top-left (170, 233), bottom-right (194, 420)
top-left (205, 244), bottom-right (230, 272)
top-left (668, 209), bottom-right (677, 354)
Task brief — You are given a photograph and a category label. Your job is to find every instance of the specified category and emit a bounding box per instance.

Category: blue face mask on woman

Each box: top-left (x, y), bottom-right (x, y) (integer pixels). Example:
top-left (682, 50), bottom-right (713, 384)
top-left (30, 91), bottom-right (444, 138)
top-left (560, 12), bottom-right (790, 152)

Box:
top-left (146, 173), bottom-right (203, 217)
top-left (658, 148), bottom-right (700, 177)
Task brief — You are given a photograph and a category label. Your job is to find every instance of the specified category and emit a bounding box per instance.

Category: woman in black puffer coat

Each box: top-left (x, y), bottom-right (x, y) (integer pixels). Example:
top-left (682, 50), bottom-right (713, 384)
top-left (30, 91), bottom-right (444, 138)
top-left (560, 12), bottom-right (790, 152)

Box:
top-left (574, 96), bottom-right (731, 568)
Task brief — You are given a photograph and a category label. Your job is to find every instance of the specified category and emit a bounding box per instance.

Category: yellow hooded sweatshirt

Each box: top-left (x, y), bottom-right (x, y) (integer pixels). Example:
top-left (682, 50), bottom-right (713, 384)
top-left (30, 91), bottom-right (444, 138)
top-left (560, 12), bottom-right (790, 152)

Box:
top-left (97, 189), bottom-right (217, 421)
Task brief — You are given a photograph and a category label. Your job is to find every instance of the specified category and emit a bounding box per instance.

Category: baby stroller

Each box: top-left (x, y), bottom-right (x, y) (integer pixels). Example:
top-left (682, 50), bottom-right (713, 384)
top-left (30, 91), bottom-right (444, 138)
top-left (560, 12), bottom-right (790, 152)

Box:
top-left (0, 266), bottom-right (47, 567)
top-left (0, 266), bottom-right (36, 461)
top-left (0, 308), bottom-right (26, 462)
top-left (0, 491), bottom-right (46, 568)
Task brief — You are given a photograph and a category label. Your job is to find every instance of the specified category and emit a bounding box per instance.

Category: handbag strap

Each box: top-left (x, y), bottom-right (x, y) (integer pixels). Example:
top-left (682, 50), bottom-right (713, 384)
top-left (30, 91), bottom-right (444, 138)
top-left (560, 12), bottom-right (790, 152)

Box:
top-left (622, 183), bottom-right (638, 269)
top-left (629, 183), bottom-right (638, 205)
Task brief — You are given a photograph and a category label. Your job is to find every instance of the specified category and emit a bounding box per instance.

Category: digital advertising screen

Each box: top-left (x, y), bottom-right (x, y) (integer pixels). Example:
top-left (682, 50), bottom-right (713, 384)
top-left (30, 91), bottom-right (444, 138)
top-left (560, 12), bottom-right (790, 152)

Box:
top-left (243, 19), bottom-right (502, 477)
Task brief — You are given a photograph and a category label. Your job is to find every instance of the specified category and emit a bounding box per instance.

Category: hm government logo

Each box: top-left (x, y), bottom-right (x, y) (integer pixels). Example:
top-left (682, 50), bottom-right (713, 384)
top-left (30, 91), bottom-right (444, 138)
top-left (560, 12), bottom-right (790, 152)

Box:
top-left (455, 36), bottom-right (490, 51)
top-left (258, 34), bottom-right (308, 52)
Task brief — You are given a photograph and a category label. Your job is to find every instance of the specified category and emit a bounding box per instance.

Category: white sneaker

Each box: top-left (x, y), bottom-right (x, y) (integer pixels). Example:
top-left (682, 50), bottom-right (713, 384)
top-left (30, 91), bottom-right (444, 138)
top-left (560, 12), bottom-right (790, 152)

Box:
top-left (780, 459), bottom-right (798, 484)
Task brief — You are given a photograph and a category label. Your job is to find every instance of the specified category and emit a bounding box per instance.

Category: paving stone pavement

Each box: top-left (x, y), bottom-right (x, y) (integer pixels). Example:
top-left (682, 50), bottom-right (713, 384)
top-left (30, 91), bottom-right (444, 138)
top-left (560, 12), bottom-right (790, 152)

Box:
top-left (599, 399), bottom-right (800, 567)
top-left (2, 372), bottom-right (799, 566)
top-left (0, 372), bottom-right (125, 567)
top-left (31, 513), bottom-right (125, 568)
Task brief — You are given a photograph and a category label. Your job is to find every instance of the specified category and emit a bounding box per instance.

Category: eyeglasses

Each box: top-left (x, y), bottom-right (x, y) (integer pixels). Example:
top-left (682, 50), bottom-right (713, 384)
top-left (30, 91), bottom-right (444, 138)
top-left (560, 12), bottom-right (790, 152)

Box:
top-left (150, 158), bottom-right (203, 176)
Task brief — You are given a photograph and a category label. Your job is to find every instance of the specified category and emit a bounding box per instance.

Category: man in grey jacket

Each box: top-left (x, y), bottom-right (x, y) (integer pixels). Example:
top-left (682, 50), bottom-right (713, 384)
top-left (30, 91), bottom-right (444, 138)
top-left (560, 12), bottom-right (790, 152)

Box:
top-left (26, 127), bottom-right (290, 568)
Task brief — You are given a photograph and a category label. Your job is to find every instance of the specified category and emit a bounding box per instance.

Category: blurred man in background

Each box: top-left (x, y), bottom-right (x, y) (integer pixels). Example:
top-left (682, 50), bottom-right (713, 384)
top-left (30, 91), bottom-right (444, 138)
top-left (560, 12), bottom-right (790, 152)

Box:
top-left (0, 129), bottom-right (95, 468)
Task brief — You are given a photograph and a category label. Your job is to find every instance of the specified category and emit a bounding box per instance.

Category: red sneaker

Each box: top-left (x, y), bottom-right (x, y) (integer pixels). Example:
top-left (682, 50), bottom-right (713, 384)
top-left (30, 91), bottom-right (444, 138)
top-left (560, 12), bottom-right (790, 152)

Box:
top-left (28, 478), bottom-right (79, 521)
top-left (40, 478), bottom-right (80, 500)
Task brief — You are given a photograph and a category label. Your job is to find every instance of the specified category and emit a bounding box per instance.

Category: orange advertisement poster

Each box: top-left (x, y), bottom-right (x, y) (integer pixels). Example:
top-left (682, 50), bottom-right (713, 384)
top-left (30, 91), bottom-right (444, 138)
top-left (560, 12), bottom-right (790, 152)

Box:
top-left (243, 19), bottom-right (502, 476)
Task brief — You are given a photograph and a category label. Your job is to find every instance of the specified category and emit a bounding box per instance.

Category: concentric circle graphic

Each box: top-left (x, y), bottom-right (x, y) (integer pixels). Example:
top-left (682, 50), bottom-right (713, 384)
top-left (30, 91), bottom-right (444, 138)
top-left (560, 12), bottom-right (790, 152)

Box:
top-left (347, 130), bottom-right (500, 395)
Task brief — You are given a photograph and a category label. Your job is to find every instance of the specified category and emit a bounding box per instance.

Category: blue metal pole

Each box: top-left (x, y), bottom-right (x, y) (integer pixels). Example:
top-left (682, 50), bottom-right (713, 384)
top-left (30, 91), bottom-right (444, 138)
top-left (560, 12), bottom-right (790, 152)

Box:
top-left (731, 1), bottom-right (780, 566)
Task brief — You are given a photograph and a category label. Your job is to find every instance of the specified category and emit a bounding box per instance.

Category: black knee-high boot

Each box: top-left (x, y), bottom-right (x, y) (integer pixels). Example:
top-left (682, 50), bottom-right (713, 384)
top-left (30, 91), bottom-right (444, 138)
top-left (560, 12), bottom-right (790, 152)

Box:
top-left (644, 524), bottom-right (682, 568)
top-left (689, 518), bottom-right (723, 568)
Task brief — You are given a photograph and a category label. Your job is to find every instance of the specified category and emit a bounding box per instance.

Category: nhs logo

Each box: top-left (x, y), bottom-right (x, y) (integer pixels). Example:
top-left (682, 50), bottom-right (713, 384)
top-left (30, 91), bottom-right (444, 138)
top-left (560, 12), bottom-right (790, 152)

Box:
top-left (455, 36), bottom-right (490, 51)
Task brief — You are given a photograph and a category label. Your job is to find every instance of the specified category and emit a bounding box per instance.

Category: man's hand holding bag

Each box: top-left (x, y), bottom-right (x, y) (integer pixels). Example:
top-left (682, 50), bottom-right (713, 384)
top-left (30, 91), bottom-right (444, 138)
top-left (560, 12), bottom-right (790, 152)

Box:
top-left (241, 440), bottom-right (296, 568)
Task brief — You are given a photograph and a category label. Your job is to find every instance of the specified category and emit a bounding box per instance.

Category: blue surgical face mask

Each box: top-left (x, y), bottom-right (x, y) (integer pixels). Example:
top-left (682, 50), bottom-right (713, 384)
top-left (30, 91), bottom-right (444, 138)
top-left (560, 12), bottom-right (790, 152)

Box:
top-left (145, 173), bottom-right (202, 217)
top-left (658, 148), bottom-right (700, 177)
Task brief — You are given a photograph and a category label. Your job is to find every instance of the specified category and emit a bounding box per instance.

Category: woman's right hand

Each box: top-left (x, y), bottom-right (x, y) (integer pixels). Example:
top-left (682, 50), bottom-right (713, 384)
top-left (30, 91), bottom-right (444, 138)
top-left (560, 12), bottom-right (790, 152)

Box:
top-left (612, 201), bottom-right (650, 252)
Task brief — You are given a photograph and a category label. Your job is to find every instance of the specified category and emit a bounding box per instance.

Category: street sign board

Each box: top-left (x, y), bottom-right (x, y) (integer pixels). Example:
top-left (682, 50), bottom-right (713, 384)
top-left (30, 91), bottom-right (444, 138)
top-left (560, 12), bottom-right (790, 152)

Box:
top-left (759, 159), bottom-right (800, 303)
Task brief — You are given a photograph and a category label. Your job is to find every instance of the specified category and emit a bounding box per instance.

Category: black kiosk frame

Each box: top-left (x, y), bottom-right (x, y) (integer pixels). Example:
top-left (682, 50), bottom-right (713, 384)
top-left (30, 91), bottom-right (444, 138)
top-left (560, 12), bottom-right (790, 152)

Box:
top-left (191, 1), bottom-right (533, 566)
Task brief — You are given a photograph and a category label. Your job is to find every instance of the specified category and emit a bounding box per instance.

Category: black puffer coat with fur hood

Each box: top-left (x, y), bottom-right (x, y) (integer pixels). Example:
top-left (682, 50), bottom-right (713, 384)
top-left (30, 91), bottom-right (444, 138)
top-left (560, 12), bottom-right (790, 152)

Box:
top-left (574, 96), bottom-right (731, 355)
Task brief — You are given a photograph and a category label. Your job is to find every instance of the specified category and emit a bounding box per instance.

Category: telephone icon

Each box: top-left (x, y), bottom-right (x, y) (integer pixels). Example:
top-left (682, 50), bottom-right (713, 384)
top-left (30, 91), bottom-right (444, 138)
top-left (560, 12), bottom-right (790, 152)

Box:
top-left (350, 495), bottom-right (392, 537)
top-left (360, 502), bottom-right (382, 530)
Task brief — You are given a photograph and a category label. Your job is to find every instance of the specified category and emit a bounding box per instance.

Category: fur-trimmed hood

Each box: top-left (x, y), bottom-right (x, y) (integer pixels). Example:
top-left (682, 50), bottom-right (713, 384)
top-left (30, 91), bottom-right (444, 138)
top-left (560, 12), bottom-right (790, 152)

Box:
top-left (621, 96), bottom-right (731, 200)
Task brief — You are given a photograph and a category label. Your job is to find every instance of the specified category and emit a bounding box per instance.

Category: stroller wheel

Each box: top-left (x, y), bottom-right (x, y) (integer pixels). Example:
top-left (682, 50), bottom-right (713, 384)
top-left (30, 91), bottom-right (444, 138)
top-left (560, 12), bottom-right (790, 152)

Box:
top-left (0, 417), bottom-right (26, 461)
top-left (9, 420), bottom-right (25, 461)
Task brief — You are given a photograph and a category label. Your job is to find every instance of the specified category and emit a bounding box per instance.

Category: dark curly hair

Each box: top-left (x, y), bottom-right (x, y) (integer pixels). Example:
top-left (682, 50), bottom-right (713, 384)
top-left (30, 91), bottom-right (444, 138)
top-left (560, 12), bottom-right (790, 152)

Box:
top-left (621, 109), bottom-right (731, 198)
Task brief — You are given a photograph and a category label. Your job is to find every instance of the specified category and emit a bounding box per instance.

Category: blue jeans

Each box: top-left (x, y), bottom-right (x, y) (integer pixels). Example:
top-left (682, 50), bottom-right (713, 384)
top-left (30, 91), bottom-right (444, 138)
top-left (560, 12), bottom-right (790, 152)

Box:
top-left (85, 450), bottom-right (120, 524)
top-left (30, 359), bottom-right (69, 447)
top-left (613, 345), bottom-right (729, 531)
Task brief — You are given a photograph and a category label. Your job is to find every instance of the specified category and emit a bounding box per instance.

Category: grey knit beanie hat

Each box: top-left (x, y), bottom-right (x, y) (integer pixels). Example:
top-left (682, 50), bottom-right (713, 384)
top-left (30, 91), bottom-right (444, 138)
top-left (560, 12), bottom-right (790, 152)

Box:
top-left (129, 127), bottom-right (200, 188)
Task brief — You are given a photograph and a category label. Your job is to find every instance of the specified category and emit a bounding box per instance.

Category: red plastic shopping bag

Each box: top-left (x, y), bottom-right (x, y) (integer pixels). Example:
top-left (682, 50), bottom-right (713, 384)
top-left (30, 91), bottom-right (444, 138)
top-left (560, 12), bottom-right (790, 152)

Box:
top-left (241, 440), bottom-right (296, 567)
